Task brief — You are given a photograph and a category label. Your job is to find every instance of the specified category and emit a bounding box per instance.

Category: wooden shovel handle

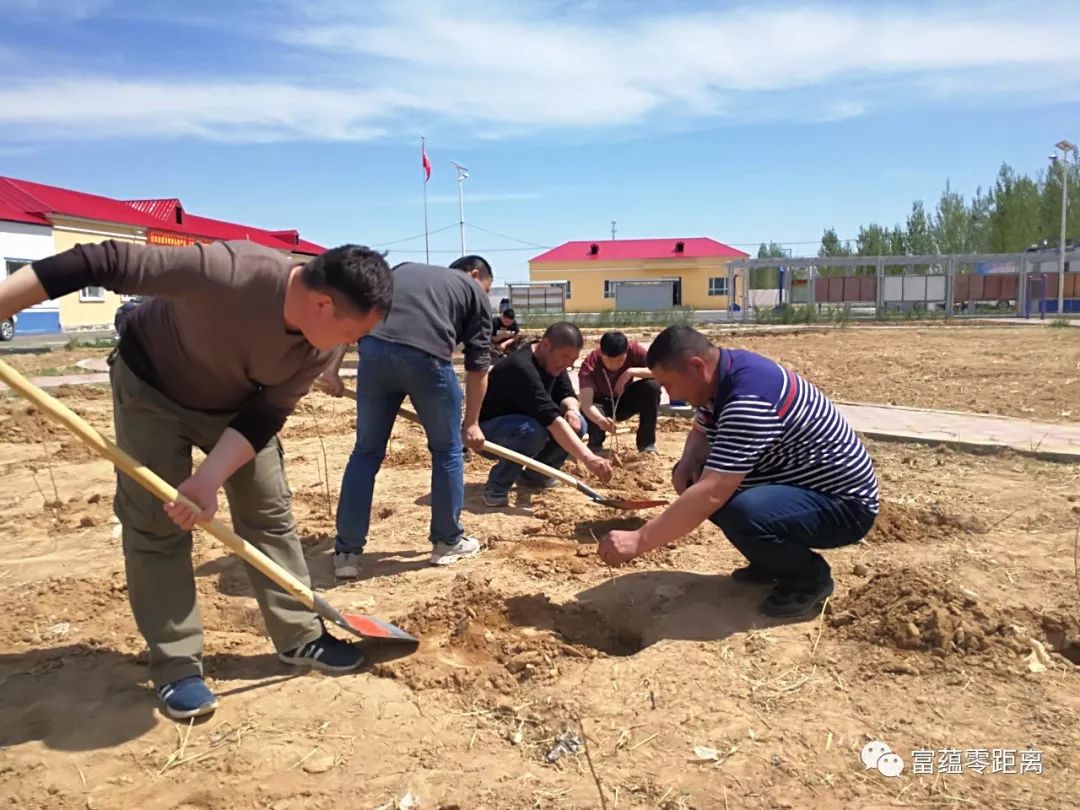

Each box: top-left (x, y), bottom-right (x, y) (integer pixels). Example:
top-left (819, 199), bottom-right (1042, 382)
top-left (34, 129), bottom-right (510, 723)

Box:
top-left (0, 359), bottom-right (318, 612)
top-left (322, 381), bottom-right (600, 498)
top-left (403, 407), bottom-right (591, 491)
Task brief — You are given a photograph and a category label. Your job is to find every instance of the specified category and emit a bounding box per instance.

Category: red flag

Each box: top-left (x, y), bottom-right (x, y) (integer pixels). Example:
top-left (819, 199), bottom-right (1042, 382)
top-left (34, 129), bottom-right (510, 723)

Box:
top-left (422, 143), bottom-right (432, 182)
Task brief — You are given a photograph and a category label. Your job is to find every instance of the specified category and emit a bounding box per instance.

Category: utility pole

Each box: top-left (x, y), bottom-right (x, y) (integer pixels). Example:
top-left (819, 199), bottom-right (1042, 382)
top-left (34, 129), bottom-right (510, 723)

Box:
top-left (1051, 140), bottom-right (1076, 315)
top-left (451, 160), bottom-right (469, 256)
top-left (611, 219), bottom-right (616, 240)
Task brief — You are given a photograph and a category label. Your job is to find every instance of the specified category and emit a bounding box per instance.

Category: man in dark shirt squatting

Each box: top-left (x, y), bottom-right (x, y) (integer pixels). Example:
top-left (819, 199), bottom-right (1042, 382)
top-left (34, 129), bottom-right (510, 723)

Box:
top-left (477, 321), bottom-right (613, 507)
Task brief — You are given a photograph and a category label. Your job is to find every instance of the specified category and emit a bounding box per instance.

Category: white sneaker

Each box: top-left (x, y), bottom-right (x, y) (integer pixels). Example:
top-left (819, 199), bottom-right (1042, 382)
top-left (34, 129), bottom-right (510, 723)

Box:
top-left (334, 551), bottom-right (362, 579)
top-left (430, 536), bottom-right (481, 566)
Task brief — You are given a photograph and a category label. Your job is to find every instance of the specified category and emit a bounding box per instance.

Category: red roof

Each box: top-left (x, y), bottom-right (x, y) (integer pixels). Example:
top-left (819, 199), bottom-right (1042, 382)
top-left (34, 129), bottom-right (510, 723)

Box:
top-left (128, 200), bottom-right (325, 255)
top-left (0, 177), bottom-right (324, 256)
top-left (0, 177), bottom-right (163, 229)
top-left (0, 180), bottom-right (50, 226)
top-left (531, 237), bottom-right (748, 263)
top-left (126, 198), bottom-right (184, 224)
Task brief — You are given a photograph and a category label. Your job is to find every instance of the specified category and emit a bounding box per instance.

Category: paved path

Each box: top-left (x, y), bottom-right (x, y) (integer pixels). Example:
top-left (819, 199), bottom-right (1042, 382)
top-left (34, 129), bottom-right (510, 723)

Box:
top-left (835, 402), bottom-right (1080, 462)
top-left (2, 367), bottom-right (1078, 462)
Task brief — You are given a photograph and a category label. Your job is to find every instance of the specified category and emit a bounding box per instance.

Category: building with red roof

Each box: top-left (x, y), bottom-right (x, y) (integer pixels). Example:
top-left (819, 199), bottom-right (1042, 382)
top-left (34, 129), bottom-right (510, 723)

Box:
top-left (0, 176), bottom-right (325, 333)
top-left (528, 237), bottom-right (749, 312)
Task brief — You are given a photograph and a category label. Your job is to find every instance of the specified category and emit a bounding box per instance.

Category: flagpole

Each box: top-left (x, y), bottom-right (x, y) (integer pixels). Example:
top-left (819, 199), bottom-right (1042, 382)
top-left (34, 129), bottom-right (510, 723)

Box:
top-left (421, 135), bottom-right (430, 263)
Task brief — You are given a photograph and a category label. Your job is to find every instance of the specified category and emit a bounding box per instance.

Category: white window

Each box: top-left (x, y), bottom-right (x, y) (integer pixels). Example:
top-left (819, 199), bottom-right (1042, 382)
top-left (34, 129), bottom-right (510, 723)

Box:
top-left (5, 259), bottom-right (30, 276)
top-left (603, 280), bottom-right (615, 299)
top-left (80, 286), bottom-right (106, 302)
top-left (708, 276), bottom-right (729, 296)
top-left (562, 281), bottom-right (571, 300)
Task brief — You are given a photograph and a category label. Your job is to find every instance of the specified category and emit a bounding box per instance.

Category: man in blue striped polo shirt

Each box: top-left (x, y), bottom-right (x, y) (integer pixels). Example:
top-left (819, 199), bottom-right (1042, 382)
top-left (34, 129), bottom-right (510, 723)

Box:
top-left (599, 325), bottom-right (879, 619)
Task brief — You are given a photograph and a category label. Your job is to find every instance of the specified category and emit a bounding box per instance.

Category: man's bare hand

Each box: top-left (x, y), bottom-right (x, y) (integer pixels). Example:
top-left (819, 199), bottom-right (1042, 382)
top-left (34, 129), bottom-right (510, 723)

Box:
top-left (598, 529), bottom-right (644, 566)
top-left (565, 409), bottom-right (583, 433)
top-left (317, 371), bottom-right (345, 397)
top-left (165, 472), bottom-right (219, 531)
top-left (585, 454), bottom-right (613, 483)
top-left (671, 458), bottom-right (702, 494)
top-left (462, 422), bottom-right (486, 452)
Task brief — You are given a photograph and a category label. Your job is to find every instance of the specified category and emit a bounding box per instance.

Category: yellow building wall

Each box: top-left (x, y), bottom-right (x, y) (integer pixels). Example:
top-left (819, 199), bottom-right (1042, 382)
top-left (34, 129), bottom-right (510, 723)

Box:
top-left (50, 219), bottom-right (146, 329)
top-left (529, 259), bottom-right (741, 312)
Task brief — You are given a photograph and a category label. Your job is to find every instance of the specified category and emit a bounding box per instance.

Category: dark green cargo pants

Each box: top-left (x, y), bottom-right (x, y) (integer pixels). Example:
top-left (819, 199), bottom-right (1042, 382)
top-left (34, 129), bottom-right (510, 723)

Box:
top-left (109, 355), bottom-right (322, 687)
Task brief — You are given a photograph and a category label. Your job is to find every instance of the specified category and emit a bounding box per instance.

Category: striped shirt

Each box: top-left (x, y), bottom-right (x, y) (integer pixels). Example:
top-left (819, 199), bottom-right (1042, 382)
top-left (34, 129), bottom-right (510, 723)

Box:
top-left (695, 349), bottom-right (880, 513)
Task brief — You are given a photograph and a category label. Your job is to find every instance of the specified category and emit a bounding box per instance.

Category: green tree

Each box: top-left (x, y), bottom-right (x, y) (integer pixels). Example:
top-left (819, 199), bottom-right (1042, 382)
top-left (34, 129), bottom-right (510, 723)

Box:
top-left (1039, 158), bottom-right (1080, 247)
top-left (987, 163), bottom-right (1042, 252)
top-left (905, 200), bottom-right (937, 256)
top-left (856, 223), bottom-right (891, 256)
top-left (818, 227), bottom-right (853, 257)
top-left (967, 186), bottom-right (993, 254)
top-left (933, 180), bottom-right (969, 254)
top-left (889, 225), bottom-right (907, 255)
top-left (818, 227), bottom-right (853, 277)
top-left (751, 241), bottom-right (787, 288)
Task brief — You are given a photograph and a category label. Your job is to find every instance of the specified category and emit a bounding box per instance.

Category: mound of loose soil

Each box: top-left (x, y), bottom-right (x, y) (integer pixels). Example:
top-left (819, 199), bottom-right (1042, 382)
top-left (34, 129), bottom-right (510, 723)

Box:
top-left (0, 405), bottom-right (69, 444)
top-left (828, 569), bottom-right (1030, 664)
top-left (373, 576), bottom-right (639, 692)
top-left (50, 384), bottom-right (111, 400)
top-left (865, 501), bottom-right (988, 544)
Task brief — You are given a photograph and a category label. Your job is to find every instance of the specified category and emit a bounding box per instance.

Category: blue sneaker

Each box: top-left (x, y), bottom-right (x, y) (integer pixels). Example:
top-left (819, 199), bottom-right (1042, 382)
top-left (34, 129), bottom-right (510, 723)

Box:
top-left (278, 632), bottom-right (364, 673)
top-left (157, 675), bottom-right (218, 720)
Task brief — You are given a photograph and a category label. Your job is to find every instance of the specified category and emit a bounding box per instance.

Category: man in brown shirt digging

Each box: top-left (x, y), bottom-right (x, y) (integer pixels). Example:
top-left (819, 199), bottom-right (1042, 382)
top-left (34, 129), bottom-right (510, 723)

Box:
top-left (0, 239), bottom-right (393, 720)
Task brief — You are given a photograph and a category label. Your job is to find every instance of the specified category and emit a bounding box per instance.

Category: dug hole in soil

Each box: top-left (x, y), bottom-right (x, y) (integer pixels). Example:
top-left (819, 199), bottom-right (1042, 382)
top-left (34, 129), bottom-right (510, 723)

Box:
top-left (372, 576), bottom-right (646, 693)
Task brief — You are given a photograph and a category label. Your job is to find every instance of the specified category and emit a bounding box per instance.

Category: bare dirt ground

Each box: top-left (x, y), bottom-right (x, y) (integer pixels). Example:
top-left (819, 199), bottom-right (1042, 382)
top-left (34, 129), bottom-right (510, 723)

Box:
top-left (1, 326), bottom-right (1078, 809)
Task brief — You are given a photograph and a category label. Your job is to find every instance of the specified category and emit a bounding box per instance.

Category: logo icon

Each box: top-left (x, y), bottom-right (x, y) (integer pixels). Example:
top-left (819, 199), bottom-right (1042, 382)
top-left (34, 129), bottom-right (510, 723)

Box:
top-left (861, 740), bottom-right (905, 778)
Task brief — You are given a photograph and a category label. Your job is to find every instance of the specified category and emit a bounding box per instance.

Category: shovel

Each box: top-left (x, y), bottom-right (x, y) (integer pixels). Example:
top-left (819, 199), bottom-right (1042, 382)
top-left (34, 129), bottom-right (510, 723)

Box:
top-left (0, 358), bottom-right (417, 645)
top-left (324, 383), bottom-right (668, 512)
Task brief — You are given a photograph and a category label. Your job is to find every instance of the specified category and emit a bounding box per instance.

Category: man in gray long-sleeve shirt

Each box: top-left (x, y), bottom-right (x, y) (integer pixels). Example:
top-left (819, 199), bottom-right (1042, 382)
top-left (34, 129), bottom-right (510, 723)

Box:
top-left (0, 239), bottom-right (393, 721)
top-left (319, 256), bottom-right (493, 575)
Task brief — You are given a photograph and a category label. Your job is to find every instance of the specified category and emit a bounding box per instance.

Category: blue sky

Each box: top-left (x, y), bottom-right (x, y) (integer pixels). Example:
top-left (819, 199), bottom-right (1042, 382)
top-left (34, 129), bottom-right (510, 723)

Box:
top-left (2, 0), bottom-right (1080, 280)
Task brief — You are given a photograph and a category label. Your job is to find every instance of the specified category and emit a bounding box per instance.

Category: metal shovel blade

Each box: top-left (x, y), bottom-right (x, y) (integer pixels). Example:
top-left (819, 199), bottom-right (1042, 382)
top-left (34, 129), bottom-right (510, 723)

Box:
top-left (314, 594), bottom-right (418, 644)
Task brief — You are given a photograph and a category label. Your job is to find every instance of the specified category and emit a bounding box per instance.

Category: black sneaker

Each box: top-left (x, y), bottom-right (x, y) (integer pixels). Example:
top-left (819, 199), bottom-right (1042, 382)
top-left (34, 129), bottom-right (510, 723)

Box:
top-left (518, 475), bottom-right (559, 490)
top-left (730, 564), bottom-right (777, 584)
top-left (279, 632), bottom-right (365, 673)
top-left (761, 579), bottom-right (835, 619)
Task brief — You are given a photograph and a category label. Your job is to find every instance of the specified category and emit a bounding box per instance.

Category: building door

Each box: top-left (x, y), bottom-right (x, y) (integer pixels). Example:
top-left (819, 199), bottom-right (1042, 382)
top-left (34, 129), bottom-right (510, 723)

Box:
top-left (615, 280), bottom-right (675, 311)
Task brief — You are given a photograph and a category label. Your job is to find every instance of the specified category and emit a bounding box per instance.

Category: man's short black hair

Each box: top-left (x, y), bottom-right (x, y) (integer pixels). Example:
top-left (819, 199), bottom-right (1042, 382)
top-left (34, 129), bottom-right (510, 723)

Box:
top-left (646, 325), bottom-right (713, 370)
top-left (599, 331), bottom-right (629, 357)
top-left (543, 321), bottom-right (584, 349)
top-left (300, 245), bottom-right (393, 316)
top-left (449, 254), bottom-right (493, 280)
top-left (502, 307), bottom-right (516, 320)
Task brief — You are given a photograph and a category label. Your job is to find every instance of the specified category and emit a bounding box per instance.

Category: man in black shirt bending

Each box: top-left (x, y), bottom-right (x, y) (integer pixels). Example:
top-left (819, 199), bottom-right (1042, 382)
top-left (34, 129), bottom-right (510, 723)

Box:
top-left (491, 307), bottom-right (522, 358)
top-left (478, 321), bottom-right (613, 507)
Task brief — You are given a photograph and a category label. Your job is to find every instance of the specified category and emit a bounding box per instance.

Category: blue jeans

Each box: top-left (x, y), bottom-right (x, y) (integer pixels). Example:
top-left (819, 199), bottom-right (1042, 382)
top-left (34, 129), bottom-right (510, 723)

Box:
top-left (709, 485), bottom-right (877, 589)
top-left (335, 336), bottom-right (465, 553)
top-left (479, 414), bottom-right (588, 497)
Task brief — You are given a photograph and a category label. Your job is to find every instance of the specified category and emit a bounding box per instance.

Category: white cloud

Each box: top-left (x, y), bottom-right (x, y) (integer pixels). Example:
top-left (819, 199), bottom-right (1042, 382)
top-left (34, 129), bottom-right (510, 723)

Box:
top-left (2, 1), bottom-right (1080, 142)
top-left (0, 0), bottom-right (112, 19)
top-left (0, 79), bottom-right (405, 142)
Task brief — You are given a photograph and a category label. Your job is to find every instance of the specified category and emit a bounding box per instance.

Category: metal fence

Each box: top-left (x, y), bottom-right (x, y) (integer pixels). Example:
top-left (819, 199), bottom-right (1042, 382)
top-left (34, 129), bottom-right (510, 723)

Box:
top-left (506, 281), bottom-right (567, 313)
top-left (725, 250), bottom-right (1080, 320)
